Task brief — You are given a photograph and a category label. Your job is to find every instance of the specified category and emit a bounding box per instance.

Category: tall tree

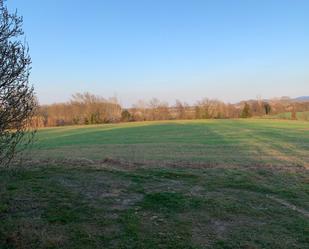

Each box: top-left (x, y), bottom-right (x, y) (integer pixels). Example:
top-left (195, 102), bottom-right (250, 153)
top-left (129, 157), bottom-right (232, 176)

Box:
top-left (0, 0), bottom-right (36, 166)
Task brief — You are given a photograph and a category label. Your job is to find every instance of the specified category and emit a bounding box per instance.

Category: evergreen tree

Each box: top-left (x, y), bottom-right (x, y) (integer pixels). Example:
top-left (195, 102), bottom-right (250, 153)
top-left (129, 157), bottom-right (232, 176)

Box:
top-left (241, 102), bottom-right (251, 118)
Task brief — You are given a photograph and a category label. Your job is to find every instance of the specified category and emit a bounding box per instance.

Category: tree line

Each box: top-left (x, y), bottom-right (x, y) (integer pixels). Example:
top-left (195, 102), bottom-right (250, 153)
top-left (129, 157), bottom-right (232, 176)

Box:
top-left (33, 93), bottom-right (309, 127)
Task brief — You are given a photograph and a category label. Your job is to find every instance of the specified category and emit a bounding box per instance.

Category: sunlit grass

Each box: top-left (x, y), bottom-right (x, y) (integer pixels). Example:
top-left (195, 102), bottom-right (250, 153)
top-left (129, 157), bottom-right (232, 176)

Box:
top-left (30, 119), bottom-right (309, 168)
top-left (2, 119), bottom-right (308, 248)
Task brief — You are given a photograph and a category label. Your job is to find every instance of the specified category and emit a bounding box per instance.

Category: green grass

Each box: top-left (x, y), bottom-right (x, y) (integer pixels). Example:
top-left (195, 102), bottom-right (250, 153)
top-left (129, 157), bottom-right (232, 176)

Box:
top-left (29, 119), bottom-right (309, 168)
top-left (1, 119), bottom-right (309, 248)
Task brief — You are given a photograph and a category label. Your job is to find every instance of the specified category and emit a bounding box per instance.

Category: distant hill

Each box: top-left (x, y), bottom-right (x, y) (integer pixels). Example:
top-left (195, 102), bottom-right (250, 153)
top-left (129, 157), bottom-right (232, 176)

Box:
top-left (293, 96), bottom-right (309, 102)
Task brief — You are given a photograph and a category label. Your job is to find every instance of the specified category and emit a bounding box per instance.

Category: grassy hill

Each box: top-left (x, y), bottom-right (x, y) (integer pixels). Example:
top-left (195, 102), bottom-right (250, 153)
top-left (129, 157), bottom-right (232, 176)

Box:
top-left (0, 119), bottom-right (308, 248)
top-left (29, 119), bottom-right (309, 168)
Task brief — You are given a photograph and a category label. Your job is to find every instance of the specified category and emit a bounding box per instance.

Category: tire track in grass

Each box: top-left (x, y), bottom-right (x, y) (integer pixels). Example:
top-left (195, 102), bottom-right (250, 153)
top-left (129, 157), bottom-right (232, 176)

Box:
top-left (267, 195), bottom-right (309, 218)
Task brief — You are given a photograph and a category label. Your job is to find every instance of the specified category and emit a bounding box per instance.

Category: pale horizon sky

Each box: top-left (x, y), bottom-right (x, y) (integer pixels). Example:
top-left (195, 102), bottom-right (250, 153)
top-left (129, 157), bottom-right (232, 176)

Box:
top-left (8, 0), bottom-right (309, 107)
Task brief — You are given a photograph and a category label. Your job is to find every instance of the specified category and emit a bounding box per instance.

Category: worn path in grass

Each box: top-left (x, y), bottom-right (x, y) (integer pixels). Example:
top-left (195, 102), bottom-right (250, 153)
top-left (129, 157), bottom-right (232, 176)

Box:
top-left (1, 119), bottom-right (308, 248)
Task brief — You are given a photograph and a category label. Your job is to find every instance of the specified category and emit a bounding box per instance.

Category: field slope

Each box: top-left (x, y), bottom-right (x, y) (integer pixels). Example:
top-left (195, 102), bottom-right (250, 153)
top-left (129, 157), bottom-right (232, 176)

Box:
top-left (0, 119), bottom-right (308, 248)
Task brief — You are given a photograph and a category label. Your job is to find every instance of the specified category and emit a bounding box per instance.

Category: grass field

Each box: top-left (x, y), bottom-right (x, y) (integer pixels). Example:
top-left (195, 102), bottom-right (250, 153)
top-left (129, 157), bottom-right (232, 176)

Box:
top-left (1, 119), bottom-right (309, 248)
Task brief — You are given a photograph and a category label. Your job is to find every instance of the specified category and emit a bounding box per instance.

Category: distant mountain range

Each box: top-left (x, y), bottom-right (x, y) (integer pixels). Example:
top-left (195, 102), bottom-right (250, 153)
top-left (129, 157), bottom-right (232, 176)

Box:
top-left (293, 96), bottom-right (309, 102)
top-left (236, 96), bottom-right (309, 106)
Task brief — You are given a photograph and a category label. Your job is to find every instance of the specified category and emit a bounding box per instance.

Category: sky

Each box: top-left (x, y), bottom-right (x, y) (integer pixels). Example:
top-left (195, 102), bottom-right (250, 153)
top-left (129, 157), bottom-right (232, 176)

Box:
top-left (7, 0), bottom-right (309, 107)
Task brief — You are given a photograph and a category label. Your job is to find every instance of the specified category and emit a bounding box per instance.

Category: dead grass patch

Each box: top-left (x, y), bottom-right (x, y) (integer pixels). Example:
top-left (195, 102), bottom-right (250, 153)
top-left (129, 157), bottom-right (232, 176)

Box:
top-left (5, 220), bottom-right (67, 249)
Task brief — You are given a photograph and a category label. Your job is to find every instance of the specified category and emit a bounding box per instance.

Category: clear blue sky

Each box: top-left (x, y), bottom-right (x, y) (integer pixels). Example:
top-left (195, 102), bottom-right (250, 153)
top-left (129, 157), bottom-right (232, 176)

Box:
top-left (8, 0), bottom-right (309, 106)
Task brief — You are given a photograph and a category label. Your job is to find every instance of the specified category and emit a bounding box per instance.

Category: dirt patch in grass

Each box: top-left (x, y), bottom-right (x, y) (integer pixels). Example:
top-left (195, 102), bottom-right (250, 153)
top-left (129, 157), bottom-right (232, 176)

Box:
top-left (4, 220), bottom-right (67, 249)
top-left (190, 216), bottom-right (268, 249)
top-left (11, 156), bottom-right (308, 173)
top-left (6, 198), bottom-right (42, 219)
top-left (54, 173), bottom-right (144, 212)
top-left (111, 194), bottom-right (144, 211)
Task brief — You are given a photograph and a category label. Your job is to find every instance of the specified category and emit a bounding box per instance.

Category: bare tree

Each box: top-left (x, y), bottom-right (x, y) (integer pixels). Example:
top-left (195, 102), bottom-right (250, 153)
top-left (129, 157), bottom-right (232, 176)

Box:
top-left (0, 0), bottom-right (36, 166)
top-left (175, 100), bottom-right (186, 119)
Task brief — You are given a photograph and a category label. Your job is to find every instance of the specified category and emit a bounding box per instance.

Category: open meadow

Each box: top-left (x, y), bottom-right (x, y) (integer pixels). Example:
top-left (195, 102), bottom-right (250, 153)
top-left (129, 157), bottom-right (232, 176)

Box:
top-left (1, 119), bottom-right (309, 248)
